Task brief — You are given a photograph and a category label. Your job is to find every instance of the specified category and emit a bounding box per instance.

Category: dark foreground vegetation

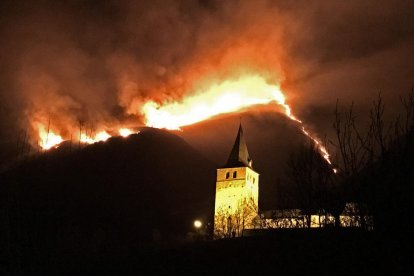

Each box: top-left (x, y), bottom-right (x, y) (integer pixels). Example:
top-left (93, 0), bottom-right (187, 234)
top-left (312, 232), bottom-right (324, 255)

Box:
top-left (284, 93), bottom-right (414, 234)
top-left (2, 229), bottom-right (410, 275)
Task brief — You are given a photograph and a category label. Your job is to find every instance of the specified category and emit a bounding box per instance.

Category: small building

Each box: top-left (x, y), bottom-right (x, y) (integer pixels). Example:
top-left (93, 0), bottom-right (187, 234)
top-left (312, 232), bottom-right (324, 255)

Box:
top-left (260, 203), bottom-right (373, 230)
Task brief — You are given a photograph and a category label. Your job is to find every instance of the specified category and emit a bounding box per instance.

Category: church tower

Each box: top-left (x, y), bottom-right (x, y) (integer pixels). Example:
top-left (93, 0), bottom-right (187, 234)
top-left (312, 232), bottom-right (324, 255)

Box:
top-left (214, 124), bottom-right (259, 238)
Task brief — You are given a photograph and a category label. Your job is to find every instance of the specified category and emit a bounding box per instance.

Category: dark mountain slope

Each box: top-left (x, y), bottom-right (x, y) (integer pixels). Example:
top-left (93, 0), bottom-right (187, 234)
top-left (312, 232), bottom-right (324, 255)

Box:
top-left (0, 128), bottom-right (216, 272)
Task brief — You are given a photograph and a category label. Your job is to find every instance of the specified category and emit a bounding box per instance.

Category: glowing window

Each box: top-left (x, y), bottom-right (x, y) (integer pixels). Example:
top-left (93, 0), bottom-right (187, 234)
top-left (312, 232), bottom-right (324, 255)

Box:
top-left (226, 172), bottom-right (230, 179)
top-left (233, 171), bottom-right (237, 178)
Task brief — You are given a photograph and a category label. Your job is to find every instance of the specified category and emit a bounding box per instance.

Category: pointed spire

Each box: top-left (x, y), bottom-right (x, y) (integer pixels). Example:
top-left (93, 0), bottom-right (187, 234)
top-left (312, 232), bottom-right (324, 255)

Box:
top-left (226, 124), bottom-right (253, 168)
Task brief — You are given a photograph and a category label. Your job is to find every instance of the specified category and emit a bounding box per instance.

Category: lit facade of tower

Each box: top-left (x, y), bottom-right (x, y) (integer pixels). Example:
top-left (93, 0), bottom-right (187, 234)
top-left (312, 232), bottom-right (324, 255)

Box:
top-left (214, 125), bottom-right (259, 238)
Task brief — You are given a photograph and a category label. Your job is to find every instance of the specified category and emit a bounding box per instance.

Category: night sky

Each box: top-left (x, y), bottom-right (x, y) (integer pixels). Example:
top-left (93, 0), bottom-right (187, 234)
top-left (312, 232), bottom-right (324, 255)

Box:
top-left (1, 0), bottom-right (414, 165)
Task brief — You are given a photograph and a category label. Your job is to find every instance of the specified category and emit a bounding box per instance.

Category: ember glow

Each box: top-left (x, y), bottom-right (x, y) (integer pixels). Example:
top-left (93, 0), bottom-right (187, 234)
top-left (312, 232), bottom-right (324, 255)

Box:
top-left (141, 74), bottom-right (334, 166)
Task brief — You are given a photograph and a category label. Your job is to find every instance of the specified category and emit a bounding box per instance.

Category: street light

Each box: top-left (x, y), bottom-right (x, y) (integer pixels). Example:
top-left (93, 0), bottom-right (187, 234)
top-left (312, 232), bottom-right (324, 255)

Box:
top-left (193, 220), bottom-right (203, 241)
top-left (194, 220), bottom-right (202, 229)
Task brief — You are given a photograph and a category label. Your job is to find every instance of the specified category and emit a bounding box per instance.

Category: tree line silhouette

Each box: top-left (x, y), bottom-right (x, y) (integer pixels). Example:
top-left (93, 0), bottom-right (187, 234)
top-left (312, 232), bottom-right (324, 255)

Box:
top-left (286, 92), bottom-right (414, 233)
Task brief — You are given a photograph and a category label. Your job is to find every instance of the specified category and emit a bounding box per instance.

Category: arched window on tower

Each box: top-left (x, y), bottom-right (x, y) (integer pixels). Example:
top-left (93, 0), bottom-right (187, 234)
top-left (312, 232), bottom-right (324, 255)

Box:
top-left (233, 171), bottom-right (237, 178)
top-left (226, 172), bottom-right (230, 179)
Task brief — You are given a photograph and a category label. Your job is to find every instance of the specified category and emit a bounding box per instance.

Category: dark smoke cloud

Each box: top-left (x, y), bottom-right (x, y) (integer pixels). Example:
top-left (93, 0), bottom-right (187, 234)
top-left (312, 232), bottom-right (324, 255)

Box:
top-left (0, 0), bottom-right (413, 164)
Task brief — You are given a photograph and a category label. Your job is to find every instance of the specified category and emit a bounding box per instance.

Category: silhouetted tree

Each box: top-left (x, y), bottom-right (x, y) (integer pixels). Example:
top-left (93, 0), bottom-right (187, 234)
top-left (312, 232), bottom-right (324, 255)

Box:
top-left (332, 91), bottom-right (414, 232)
top-left (287, 140), bottom-right (333, 227)
top-left (214, 197), bottom-right (258, 238)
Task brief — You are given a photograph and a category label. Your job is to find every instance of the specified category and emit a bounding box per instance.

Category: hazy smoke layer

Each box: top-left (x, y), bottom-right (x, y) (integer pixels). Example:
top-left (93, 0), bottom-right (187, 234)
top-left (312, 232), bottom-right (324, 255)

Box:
top-left (0, 0), bottom-right (413, 159)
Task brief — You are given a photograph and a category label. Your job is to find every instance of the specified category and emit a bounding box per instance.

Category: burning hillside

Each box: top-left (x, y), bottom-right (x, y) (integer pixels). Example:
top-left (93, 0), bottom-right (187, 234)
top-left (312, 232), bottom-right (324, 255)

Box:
top-left (31, 73), bottom-right (333, 167)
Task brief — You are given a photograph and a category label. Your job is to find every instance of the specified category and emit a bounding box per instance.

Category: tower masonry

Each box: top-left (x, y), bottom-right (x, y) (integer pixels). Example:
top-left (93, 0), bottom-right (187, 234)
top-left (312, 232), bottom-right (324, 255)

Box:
top-left (214, 124), bottom-right (259, 238)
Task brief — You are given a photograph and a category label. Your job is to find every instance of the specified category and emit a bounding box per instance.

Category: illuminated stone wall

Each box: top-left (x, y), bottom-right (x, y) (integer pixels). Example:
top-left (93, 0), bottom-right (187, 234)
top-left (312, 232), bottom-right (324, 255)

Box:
top-left (214, 167), bottom-right (259, 238)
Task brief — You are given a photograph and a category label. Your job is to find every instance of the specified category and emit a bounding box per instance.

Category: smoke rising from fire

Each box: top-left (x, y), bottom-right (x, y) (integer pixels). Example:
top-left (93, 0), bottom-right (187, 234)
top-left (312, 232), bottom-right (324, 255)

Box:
top-left (0, 0), bottom-right (414, 161)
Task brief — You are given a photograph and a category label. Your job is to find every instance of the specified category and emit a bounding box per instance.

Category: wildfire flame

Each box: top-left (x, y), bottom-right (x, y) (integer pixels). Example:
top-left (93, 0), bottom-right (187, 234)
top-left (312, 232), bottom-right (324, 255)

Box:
top-left (119, 128), bottom-right (134, 137)
top-left (142, 76), bottom-right (275, 130)
top-left (37, 125), bottom-right (137, 150)
top-left (38, 123), bottom-right (63, 150)
top-left (141, 74), bottom-right (334, 166)
top-left (80, 131), bottom-right (111, 144)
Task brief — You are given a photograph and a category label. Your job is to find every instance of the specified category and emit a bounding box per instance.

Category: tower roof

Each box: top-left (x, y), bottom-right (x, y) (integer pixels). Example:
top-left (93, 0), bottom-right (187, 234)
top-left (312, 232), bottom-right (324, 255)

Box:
top-left (226, 124), bottom-right (253, 168)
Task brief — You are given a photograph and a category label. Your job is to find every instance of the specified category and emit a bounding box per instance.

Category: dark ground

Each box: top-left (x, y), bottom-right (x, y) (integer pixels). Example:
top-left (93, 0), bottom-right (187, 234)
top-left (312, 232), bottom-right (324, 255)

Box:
top-left (16, 229), bottom-right (411, 275)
